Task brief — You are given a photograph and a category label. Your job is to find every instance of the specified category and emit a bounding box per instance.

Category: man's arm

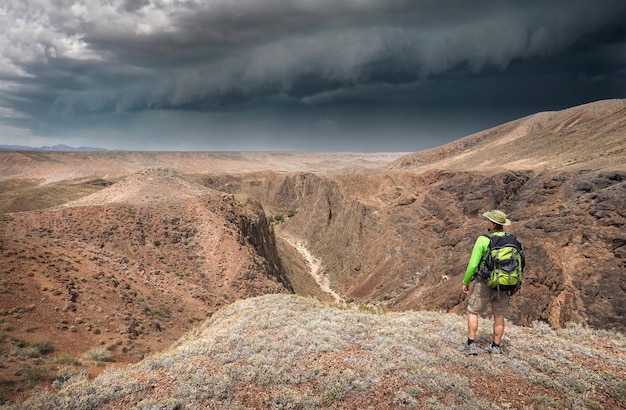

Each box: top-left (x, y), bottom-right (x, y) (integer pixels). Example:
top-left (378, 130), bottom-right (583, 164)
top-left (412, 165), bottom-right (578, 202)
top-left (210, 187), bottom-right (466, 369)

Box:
top-left (462, 235), bottom-right (490, 285)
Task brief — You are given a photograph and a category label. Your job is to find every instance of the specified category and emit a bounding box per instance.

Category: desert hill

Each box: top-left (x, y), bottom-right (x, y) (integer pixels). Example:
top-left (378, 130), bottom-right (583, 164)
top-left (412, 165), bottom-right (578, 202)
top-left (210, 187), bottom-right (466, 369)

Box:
top-left (0, 99), bottom-right (624, 405)
top-left (389, 99), bottom-right (626, 172)
top-left (0, 168), bottom-right (292, 401)
top-left (5, 295), bottom-right (626, 409)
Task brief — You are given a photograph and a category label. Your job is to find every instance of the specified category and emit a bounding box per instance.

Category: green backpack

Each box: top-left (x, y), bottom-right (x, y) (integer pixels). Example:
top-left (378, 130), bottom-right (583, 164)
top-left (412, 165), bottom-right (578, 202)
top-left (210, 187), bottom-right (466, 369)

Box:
top-left (479, 233), bottom-right (525, 291)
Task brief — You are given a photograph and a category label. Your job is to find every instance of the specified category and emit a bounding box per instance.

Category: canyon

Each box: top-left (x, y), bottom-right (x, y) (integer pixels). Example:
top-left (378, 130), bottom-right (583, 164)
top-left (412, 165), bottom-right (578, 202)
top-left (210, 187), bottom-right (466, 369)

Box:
top-left (0, 99), bottom-right (624, 403)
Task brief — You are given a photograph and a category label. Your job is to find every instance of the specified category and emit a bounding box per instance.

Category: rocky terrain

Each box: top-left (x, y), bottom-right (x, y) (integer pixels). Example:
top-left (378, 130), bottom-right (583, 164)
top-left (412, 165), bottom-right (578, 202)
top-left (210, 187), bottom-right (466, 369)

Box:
top-left (0, 99), bottom-right (624, 405)
top-left (200, 100), bottom-right (626, 331)
top-left (5, 295), bottom-right (626, 410)
top-left (0, 168), bottom-right (295, 401)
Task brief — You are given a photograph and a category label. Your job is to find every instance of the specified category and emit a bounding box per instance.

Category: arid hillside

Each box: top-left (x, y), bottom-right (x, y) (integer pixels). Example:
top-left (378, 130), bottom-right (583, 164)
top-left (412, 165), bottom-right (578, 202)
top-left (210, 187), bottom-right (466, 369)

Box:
top-left (389, 99), bottom-right (626, 173)
top-left (0, 99), bottom-right (624, 405)
top-left (0, 168), bottom-right (293, 401)
top-left (5, 295), bottom-right (626, 409)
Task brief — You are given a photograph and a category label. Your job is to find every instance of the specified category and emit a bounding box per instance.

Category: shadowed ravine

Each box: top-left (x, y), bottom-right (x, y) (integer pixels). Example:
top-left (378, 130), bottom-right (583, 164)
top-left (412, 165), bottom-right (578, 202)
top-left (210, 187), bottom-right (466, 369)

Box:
top-left (279, 234), bottom-right (346, 306)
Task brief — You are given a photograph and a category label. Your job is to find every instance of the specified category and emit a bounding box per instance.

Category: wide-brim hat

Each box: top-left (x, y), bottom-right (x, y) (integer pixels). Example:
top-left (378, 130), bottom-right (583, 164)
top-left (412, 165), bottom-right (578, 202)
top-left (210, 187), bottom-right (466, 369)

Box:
top-left (483, 210), bottom-right (511, 226)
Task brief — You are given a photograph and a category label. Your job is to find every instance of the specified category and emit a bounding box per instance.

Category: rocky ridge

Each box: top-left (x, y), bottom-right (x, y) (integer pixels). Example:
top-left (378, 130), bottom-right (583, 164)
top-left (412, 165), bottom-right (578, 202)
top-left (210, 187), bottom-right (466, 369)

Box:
top-left (0, 168), bottom-right (290, 401)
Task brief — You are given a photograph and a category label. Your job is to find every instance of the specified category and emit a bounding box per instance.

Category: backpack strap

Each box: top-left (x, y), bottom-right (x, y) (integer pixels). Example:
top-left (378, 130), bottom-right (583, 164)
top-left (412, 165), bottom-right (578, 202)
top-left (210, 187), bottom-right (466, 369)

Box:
top-left (478, 234), bottom-right (495, 281)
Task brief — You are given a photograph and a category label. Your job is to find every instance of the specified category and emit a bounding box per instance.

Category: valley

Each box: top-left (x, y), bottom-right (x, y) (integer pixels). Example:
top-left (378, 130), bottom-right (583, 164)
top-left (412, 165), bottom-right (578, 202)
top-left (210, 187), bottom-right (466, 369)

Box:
top-left (0, 99), bottom-right (624, 405)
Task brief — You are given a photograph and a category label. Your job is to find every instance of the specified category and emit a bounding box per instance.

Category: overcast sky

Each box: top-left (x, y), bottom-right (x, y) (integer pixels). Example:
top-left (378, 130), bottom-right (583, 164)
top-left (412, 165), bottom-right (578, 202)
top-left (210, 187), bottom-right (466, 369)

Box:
top-left (0, 0), bottom-right (625, 152)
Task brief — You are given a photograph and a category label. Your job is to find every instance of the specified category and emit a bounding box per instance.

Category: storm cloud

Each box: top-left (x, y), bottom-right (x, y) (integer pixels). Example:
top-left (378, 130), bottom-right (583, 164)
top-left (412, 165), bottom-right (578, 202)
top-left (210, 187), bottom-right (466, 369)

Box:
top-left (1, 0), bottom-right (625, 151)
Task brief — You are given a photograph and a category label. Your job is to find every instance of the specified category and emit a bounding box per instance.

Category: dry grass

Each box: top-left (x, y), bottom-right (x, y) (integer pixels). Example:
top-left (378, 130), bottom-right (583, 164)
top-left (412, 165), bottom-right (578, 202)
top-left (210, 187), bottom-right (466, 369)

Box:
top-left (4, 294), bottom-right (625, 409)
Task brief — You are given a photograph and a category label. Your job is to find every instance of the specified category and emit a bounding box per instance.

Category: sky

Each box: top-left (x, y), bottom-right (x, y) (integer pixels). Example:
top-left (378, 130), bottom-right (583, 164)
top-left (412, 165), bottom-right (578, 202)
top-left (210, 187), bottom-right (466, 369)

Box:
top-left (0, 0), bottom-right (625, 152)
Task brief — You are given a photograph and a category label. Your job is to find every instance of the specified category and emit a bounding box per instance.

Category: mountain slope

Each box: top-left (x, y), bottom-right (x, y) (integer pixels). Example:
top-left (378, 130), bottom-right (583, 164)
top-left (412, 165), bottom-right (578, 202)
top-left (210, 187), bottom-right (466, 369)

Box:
top-left (6, 295), bottom-right (625, 409)
top-left (390, 99), bottom-right (626, 172)
top-left (0, 168), bottom-right (291, 401)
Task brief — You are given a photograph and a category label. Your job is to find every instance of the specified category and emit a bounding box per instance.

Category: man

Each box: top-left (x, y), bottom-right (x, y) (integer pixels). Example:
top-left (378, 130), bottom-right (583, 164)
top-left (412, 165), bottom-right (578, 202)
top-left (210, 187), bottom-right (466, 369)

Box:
top-left (461, 209), bottom-right (519, 355)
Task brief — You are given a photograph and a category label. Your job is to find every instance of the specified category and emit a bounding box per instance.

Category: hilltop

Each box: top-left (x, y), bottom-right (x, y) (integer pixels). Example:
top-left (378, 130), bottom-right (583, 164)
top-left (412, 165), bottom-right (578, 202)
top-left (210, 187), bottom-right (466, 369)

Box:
top-left (5, 295), bottom-right (626, 409)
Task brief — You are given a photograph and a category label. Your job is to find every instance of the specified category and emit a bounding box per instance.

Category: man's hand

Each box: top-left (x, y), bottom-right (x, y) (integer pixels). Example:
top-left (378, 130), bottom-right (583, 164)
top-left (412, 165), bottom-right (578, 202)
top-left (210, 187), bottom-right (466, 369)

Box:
top-left (461, 284), bottom-right (470, 294)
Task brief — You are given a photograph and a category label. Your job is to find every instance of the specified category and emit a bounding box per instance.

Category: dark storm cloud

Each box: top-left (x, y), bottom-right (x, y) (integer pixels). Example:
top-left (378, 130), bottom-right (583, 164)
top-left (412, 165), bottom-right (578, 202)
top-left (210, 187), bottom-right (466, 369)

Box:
top-left (0, 0), bottom-right (625, 151)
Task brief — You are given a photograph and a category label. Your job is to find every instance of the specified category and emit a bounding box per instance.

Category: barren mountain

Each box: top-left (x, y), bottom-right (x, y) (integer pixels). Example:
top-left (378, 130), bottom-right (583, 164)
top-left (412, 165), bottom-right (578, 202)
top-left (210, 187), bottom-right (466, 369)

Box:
top-left (0, 168), bottom-right (292, 401)
top-left (389, 99), bottom-right (626, 173)
top-left (0, 99), bottom-right (624, 405)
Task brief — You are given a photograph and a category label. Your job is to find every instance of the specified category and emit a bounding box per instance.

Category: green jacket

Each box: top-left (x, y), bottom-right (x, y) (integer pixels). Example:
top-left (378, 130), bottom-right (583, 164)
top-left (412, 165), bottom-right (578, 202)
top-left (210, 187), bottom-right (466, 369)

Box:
top-left (462, 231), bottom-right (507, 285)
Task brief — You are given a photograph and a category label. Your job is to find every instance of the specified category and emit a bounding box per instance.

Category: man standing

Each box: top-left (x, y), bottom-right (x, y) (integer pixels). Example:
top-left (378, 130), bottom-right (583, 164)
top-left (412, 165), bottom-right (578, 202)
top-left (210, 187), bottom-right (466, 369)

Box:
top-left (461, 210), bottom-right (522, 355)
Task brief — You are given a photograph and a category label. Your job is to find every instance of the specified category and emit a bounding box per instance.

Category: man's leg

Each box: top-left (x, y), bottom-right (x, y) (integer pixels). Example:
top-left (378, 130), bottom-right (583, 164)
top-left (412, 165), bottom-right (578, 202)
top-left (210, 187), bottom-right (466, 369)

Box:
top-left (463, 282), bottom-right (485, 355)
top-left (463, 312), bottom-right (481, 354)
top-left (468, 312), bottom-right (479, 340)
top-left (493, 314), bottom-right (505, 344)
top-left (467, 282), bottom-right (485, 341)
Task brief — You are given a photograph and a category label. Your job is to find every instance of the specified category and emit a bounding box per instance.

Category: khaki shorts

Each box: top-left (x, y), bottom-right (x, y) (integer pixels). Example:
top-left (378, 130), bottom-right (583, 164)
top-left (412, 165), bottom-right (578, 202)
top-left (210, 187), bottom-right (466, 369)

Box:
top-left (467, 280), bottom-right (510, 316)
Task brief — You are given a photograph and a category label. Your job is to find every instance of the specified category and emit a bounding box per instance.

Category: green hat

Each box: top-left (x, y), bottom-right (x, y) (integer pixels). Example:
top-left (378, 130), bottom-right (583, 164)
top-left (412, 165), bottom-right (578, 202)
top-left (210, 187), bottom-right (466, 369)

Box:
top-left (483, 210), bottom-right (511, 226)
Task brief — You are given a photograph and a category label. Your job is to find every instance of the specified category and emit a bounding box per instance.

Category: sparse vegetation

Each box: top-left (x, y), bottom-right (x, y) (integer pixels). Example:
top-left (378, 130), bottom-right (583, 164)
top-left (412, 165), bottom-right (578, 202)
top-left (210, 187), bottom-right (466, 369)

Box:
top-left (23, 366), bottom-right (50, 387)
top-left (83, 347), bottom-right (112, 363)
top-left (269, 209), bottom-right (298, 225)
top-left (6, 295), bottom-right (625, 409)
top-left (10, 340), bottom-right (54, 359)
top-left (153, 305), bottom-right (171, 318)
top-left (56, 353), bottom-right (81, 367)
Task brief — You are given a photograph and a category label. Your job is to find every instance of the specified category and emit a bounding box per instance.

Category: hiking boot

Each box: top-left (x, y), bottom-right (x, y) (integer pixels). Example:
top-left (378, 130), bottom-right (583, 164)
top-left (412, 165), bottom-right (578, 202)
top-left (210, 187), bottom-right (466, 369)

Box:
top-left (485, 344), bottom-right (501, 354)
top-left (462, 342), bottom-right (480, 355)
